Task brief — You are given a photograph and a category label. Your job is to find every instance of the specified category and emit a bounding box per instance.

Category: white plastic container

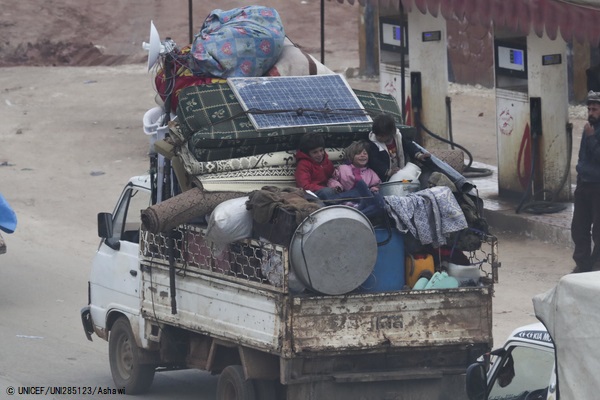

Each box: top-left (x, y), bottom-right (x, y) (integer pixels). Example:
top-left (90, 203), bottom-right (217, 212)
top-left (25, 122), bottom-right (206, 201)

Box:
top-left (143, 106), bottom-right (169, 153)
top-left (389, 162), bottom-right (421, 183)
top-left (447, 263), bottom-right (480, 286)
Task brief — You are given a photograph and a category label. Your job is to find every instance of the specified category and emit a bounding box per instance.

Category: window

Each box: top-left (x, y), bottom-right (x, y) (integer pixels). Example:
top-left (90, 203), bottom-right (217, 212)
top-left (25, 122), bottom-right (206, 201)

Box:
top-left (112, 187), bottom-right (151, 243)
top-left (488, 345), bottom-right (553, 400)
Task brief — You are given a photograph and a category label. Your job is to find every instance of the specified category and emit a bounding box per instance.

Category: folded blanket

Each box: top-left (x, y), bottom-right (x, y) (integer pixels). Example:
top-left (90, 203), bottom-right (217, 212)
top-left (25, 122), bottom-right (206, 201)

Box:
top-left (141, 187), bottom-right (246, 233)
top-left (385, 186), bottom-right (468, 247)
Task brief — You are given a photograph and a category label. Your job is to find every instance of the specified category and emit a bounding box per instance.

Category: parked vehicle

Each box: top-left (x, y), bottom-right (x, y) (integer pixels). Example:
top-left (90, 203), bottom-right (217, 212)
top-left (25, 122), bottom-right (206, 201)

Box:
top-left (466, 271), bottom-right (600, 400)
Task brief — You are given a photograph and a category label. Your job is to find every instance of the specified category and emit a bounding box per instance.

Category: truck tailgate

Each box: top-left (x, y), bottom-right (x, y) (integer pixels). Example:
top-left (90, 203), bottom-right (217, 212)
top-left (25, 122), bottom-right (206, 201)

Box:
top-left (291, 288), bottom-right (493, 353)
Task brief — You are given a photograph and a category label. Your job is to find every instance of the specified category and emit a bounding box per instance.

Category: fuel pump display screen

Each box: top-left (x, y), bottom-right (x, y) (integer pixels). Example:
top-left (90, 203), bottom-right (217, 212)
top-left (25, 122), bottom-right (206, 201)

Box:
top-left (379, 16), bottom-right (407, 53)
top-left (382, 22), bottom-right (402, 47)
top-left (495, 38), bottom-right (528, 80)
top-left (498, 46), bottom-right (525, 72)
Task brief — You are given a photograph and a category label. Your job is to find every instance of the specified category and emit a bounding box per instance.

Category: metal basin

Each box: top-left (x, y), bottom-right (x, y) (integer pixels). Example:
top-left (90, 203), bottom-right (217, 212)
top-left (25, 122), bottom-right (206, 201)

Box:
top-left (379, 182), bottom-right (420, 197)
top-left (289, 205), bottom-right (377, 295)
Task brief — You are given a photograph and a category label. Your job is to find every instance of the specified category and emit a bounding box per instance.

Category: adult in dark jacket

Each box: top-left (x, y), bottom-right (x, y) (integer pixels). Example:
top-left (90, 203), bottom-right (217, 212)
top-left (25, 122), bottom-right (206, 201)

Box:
top-left (571, 91), bottom-right (600, 273)
top-left (367, 114), bottom-right (429, 182)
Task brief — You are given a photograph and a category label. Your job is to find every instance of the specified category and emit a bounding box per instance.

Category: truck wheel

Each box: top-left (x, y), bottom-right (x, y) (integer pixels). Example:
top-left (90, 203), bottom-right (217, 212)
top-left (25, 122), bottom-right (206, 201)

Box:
top-left (108, 317), bottom-right (155, 394)
top-left (217, 365), bottom-right (256, 400)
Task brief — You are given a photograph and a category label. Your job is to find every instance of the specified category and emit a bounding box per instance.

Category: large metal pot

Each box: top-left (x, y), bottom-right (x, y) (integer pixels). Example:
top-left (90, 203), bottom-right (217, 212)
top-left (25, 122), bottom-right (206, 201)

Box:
top-left (289, 205), bottom-right (377, 295)
top-left (379, 182), bottom-right (420, 197)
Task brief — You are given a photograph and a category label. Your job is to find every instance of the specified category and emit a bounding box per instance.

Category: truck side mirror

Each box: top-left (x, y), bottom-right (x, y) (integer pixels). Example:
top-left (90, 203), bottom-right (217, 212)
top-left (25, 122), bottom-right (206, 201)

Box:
top-left (98, 212), bottom-right (121, 251)
top-left (97, 212), bottom-right (113, 238)
top-left (465, 362), bottom-right (487, 400)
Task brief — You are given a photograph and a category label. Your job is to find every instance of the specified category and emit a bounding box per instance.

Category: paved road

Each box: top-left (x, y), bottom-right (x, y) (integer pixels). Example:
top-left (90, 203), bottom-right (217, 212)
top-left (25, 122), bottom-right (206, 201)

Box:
top-left (0, 233), bottom-right (220, 400)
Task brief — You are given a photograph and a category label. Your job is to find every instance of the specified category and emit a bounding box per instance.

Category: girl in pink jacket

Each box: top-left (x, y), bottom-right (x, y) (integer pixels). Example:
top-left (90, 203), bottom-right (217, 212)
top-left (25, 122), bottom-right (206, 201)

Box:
top-left (328, 141), bottom-right (381, 193)
top-left (328, 141), bottom-right (383, 215)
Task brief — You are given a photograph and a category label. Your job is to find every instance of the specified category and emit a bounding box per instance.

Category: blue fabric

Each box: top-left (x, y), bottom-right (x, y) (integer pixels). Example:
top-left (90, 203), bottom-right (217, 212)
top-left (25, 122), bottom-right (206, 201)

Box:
top-left (317, 181), bottom-right (384, 218)
top-left (0, 193), bottom-right (16, 233)
top-left (189, 6), bottom-right (285, 78)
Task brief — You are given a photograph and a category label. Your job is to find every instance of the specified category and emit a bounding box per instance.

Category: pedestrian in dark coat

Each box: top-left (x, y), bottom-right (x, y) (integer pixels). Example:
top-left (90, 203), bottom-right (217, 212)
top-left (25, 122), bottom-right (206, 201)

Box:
top-left (571, 91), bottom-right (600, 273)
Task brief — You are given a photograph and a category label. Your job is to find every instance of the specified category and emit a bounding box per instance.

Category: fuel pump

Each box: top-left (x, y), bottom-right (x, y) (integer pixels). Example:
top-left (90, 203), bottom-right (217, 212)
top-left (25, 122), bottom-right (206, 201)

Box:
top-left (379, 8), bottom-right (449, 149)
top-left (378, 14), bottom-right (409, 121)
top-left (493, 31), bottom-right (571, 208)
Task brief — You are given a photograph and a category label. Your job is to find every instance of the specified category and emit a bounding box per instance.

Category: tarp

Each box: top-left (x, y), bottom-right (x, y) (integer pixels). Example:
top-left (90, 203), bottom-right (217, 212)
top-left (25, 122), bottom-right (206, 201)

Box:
top-left (0, 193), bottom-right (16, 234)
top-left (330, 0), bottom-right (600, 45)
top-left (533, 272), bottom-right (600, 399)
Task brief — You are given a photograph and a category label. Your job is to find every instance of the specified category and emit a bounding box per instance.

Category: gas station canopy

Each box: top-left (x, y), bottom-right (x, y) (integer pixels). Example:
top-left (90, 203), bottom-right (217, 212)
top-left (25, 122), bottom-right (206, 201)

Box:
top-left (331, 0), bottom-right (600, 45)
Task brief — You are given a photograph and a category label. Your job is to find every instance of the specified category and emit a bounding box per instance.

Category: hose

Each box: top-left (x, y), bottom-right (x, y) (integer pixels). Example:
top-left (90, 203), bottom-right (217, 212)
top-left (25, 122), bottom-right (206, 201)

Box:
top-left (418, 119), bottom-right (493, 177)
top-left (515, 123), bottom-right (572, 214)
top-left (446, 96), bottom-right (494, 178)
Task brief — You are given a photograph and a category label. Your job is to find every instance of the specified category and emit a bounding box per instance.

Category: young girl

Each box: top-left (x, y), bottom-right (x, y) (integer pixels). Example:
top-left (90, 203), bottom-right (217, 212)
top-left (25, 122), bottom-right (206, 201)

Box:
top-left (329, 141), bottom-right (380, 193)
top-left (328, 141), bottom-right (383, 214)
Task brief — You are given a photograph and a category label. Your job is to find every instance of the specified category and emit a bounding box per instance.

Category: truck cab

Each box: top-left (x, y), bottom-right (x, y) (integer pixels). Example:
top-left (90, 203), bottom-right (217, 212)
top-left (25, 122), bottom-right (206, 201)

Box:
top-left (81, 175), bottom-right (151, 342)
top-left (466, 322), bottom-right (556, 400)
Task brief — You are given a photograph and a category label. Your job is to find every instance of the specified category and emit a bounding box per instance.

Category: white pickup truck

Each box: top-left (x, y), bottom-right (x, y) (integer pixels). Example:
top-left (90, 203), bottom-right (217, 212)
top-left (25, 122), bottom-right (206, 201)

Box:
top-left (465, 271), bottom-right (600, 400)
top-left (80, 174), bottom-right (499, 400)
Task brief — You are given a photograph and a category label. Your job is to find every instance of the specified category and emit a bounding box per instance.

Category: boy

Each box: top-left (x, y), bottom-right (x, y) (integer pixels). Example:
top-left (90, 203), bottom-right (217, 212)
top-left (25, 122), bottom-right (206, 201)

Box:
top-left (294, 133), bottom-right (338, 199)
top-left (368, 114), bottom-right (429, 182)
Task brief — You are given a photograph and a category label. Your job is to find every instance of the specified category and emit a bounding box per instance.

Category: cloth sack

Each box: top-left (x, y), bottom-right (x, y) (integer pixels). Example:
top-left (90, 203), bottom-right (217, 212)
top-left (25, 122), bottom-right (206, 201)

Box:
top-left (189, 6), bottom-right (285, 78)
top-left (206, 196), bottom-right (253, 248)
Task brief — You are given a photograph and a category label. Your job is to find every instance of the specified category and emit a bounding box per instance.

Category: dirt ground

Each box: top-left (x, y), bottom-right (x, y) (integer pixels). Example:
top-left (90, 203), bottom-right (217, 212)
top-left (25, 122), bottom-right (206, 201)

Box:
top-left (0, 0), bottom-right (360, 69)
top-left (0, 1), bottom-right (579, 347)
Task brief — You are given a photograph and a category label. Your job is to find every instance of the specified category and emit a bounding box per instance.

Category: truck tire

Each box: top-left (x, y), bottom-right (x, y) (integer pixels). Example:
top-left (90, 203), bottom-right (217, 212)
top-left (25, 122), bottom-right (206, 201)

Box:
top-left (217, 365), bottom-right (256, 400)
top-left (108, 317), bottom-right (155, 394)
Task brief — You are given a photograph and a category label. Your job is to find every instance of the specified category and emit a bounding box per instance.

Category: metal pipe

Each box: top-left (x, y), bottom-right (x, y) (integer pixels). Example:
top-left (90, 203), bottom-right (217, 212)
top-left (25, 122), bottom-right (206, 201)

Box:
top-left (188, 0), bottom-right (193, 44)
top-left (168, 231), bottom-right (178, 315)
top-left (446, 96), bottom-right (454, 149)
top-left (321, 0), bottom-right (325, 64)
top-left (399, 0), bottom-right (406, 121)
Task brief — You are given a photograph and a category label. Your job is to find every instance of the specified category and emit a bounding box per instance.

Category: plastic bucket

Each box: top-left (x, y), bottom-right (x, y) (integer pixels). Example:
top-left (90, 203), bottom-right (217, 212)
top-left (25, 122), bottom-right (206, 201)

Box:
top-left (360, 228), bottom-right (405, 292)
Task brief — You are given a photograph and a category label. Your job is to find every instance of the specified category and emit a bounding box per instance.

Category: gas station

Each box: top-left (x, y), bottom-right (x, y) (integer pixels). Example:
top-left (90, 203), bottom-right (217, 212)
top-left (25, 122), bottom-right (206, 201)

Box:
top-left (331, 0), bottom-right (600, 209)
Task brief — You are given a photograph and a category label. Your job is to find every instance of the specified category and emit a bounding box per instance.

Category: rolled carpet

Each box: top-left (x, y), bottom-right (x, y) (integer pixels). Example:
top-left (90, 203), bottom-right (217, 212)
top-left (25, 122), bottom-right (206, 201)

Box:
top-left (141, 187), bottom-right (247, 233)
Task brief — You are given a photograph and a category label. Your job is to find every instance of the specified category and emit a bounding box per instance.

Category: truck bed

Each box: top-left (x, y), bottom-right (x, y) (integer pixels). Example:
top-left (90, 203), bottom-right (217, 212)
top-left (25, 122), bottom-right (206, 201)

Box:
top-left (139, 224), bottom-right (495, 359)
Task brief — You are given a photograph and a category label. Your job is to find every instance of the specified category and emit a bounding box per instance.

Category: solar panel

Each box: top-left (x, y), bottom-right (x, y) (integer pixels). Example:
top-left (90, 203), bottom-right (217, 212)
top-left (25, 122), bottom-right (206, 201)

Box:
top-left (227, 74), bottom-right (371, 131)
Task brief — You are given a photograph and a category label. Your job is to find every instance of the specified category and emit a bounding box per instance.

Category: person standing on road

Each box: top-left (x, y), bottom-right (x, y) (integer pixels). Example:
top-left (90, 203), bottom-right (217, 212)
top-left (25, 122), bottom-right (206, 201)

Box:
top-left (571, 91), bottom-right (600, 273)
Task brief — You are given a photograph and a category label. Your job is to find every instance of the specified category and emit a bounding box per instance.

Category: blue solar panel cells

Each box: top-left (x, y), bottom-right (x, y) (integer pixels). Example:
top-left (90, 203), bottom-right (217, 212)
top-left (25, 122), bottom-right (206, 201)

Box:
top-left (227, 74), bottom-right (371, 130)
